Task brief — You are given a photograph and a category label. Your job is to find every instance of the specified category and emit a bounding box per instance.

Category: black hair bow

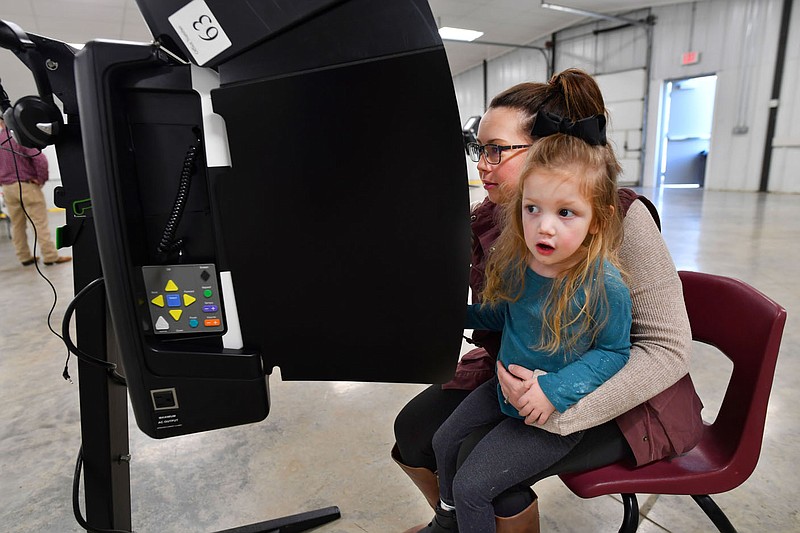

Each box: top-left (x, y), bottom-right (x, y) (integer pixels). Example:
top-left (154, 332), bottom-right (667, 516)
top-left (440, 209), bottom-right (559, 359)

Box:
top-left (531, 111), bottom-right (607, 146)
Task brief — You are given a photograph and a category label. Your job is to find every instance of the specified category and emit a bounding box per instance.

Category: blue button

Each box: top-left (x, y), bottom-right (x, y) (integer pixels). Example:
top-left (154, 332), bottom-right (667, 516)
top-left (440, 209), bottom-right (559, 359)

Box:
top-left (166, 294), bottom-right (181, 307)
top-left (202, 304), bottom-right (218, 313)
top-left (189, 319), bottom-right (199, 328)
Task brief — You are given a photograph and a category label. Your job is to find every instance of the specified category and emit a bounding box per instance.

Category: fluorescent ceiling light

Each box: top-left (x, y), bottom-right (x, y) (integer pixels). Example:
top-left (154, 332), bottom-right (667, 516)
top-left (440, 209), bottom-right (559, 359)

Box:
top-left (439, 26), bottom-right (484, 42)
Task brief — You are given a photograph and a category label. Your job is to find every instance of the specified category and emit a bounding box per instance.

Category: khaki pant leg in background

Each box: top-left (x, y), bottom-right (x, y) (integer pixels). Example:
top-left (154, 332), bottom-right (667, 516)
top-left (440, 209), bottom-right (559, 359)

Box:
top-left (2, 182), bottom-right (58, 263)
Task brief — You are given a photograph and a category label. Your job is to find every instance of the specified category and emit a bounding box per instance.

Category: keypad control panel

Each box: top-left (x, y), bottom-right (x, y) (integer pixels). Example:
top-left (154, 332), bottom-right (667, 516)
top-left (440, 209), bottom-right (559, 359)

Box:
top-left (142, 264), bottom-right (225, 335)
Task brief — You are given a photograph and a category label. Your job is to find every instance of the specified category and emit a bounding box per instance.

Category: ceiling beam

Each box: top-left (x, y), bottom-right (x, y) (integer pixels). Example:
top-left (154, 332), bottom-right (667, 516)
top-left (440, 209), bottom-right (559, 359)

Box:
top-left (540, 2), bottom-right (652, 28)
top-left (442, 38), bottom-right (548, 51)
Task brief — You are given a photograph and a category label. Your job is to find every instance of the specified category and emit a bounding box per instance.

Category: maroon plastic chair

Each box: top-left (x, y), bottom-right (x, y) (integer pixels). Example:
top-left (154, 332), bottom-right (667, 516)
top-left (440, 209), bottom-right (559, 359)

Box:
top-left (559, 271), bottom-right (787, 533)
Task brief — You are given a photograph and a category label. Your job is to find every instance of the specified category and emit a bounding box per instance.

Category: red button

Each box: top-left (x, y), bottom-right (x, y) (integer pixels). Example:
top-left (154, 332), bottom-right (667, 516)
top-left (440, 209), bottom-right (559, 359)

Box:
top-left (204, 318), bottom-right (221, 327)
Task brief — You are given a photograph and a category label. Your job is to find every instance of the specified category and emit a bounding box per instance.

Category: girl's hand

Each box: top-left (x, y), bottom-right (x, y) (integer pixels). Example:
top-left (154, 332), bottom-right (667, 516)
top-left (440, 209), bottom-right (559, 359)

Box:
top-left (498, 363), bottom-right (557, 425)
top-left (516, 377), bottom-right (556, 425)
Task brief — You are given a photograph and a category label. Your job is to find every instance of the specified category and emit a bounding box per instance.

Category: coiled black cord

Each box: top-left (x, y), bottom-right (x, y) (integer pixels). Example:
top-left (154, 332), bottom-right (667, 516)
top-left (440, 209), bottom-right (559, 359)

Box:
top-left (156, 134), bottom-right (202, 257)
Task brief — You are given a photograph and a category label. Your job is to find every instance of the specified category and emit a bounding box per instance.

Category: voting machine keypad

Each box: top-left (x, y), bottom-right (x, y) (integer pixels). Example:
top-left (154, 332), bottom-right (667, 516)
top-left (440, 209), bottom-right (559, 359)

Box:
top-left (142, 264), bottom-right (225, 335)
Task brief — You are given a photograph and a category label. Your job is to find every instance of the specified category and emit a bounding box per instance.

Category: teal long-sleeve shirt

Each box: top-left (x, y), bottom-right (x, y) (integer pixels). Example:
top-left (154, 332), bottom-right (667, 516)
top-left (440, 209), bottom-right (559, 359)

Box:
top-left (466, 264), bottom-right (631, 417)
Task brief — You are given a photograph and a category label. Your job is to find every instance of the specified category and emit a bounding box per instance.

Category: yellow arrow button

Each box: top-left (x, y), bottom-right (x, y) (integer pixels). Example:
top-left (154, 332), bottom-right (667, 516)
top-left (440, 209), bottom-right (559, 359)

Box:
top-left (151, 295), bottom-right (165, 307)
top-left (183, 294), bottom-right (196, 306)
top-left (169, 309), bottom-right (183, 321)
top-left (165, 280), bottom-right (179, 292)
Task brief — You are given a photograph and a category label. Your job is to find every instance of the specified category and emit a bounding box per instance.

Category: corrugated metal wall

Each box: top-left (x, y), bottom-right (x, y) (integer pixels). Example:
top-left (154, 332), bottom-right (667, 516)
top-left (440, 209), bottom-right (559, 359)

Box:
top-left (769, 0), bottom-right (800, 193)
top-left (486, 47), bottom-right (551, 103)
top-left (553, 9), bottom-right (649, 74)
top-left (595, 69), bottom-right (647, 185)
top-left (451, 0), bottom-right (800, 193)
top-left (452, 44), bottom-right (551, 121)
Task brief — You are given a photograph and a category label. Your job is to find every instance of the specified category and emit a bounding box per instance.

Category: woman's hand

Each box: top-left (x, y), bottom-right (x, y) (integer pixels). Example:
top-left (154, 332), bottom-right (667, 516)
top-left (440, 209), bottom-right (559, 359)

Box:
top-left (497, 361), bottom-right (532, 408)
top-left (497, 362), bottom-right (556, 425)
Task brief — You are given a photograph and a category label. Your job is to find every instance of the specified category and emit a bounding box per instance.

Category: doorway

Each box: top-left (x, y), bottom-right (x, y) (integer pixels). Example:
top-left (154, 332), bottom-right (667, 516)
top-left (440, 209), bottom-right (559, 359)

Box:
top-left (657, 75), bottom-right (717, 188)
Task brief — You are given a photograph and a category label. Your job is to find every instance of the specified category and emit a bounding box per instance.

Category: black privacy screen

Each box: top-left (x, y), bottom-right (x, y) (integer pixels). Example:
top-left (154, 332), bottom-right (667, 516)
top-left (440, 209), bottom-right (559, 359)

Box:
top-left (212, 46), bottom-right (470, 382)
top-left (203, 0), bottom-right (471, 383)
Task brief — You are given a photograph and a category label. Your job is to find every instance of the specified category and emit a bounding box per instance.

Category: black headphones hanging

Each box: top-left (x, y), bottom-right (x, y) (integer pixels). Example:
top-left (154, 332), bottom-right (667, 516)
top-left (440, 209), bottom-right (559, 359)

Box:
top-left (0, 77), bottom-right (63, 149)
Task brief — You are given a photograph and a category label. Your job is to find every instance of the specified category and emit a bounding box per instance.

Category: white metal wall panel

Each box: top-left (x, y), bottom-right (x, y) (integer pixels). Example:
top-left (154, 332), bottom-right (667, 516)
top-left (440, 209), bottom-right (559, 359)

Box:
top-left (452, 46), bottom-right (550, 128)
top-left (710, 0), bottom-right (780, 191)
top-left (606, 100), bottom-right (644, 131)
top-left (769, 0), bottom-right (800, 193)
top-left (596, 69), bottom-right (647, 186)
top-left (486, 47), bottom-right (550, 104)
top-left (595, 17), bottom-right (649, 74)
top-left (769, 150), bottom-right (800, 194)
top-left (452, 64), bottom-right (485, 125)
top-left (555, 29), bottom-right (595, 74)
top-left (554, 11), bottom-right (649, 75)
top-left (619, 158), bottom-right (641, 185)
top-left (598, 69), bottom-right (646, 101)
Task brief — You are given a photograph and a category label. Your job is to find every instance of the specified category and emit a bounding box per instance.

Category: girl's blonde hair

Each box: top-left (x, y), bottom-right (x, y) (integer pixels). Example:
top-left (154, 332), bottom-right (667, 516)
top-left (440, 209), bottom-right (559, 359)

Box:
top-left (481, 134), bottom-right (624, 355)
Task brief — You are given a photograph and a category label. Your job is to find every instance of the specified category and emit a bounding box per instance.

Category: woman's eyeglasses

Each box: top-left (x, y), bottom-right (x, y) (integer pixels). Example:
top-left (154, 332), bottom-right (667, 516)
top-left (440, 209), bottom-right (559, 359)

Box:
top-left (466, 142), bottom-right (532, 165)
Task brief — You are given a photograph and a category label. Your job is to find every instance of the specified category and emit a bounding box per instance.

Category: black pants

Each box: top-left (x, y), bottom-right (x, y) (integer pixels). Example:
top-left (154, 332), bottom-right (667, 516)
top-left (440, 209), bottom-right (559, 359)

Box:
top-left (434, 378), bottom-right (584, 531)
top-left (394, 384), bottom-right (633, 517)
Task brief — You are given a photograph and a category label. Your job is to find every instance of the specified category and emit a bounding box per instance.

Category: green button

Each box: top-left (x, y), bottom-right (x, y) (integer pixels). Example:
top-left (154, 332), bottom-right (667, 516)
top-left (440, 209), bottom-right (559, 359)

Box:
top-left (203, 289), bottom-right (213, 298)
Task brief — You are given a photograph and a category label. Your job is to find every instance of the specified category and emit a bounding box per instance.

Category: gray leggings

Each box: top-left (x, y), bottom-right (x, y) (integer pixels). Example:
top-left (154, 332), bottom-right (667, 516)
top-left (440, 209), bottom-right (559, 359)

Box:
top-left (432, 376), bottom-right (584, 533)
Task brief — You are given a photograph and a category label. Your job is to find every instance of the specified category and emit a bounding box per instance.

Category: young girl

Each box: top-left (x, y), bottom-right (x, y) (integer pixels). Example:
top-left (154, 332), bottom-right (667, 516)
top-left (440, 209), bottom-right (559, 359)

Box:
top-left (420, 111), bottom-right (631, 533)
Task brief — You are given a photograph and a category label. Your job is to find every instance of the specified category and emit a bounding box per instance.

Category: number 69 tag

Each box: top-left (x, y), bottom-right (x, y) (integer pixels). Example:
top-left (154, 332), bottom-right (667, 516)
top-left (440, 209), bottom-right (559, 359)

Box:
top-left (168, 0), bottom-right (232, 66)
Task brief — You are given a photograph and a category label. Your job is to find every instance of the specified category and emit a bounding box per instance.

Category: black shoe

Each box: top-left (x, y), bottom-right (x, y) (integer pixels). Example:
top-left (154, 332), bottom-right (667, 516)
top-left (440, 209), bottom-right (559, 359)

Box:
top-left (419, 504), bottom-right (458, 533)
top-left (21, 256), bottom-right (39, 266)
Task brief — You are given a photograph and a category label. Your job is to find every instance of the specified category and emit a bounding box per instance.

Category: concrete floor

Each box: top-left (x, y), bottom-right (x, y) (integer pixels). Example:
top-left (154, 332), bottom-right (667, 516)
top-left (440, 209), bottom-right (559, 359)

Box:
top-left (1, 187), bottom-right (799, 532)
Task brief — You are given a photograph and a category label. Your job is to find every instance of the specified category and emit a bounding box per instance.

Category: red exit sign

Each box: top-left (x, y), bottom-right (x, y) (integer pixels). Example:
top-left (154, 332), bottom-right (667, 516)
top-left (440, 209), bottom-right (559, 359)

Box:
top-left (682, 51), bottom-right (701, 65)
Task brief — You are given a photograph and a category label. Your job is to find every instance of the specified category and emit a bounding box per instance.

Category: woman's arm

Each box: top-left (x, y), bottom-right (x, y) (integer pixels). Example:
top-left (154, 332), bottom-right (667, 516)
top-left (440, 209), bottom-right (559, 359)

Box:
top-left (501, 200), bottom-right (692, 434)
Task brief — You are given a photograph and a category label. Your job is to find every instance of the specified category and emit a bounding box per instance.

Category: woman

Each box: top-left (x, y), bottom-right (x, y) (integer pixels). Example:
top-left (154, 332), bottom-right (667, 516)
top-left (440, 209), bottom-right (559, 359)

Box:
top-left (392, 69), bottom-right (704, 533)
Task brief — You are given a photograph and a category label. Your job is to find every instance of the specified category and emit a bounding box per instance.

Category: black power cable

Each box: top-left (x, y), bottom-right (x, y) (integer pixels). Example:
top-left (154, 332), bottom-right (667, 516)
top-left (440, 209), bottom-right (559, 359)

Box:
top-left (65, 282), bottom-right (131, 531)
top-left (60, 277), bottom-right (127, 385)
top-left (73, 446), bottom-right (135, 533)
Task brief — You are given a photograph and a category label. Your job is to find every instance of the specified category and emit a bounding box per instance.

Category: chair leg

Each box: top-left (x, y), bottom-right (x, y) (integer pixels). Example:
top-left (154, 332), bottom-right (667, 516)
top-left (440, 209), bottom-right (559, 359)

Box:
top-left (691, 495), bottom-right (738, 533)
top-left (619, 494), bottom-right (639, 533)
